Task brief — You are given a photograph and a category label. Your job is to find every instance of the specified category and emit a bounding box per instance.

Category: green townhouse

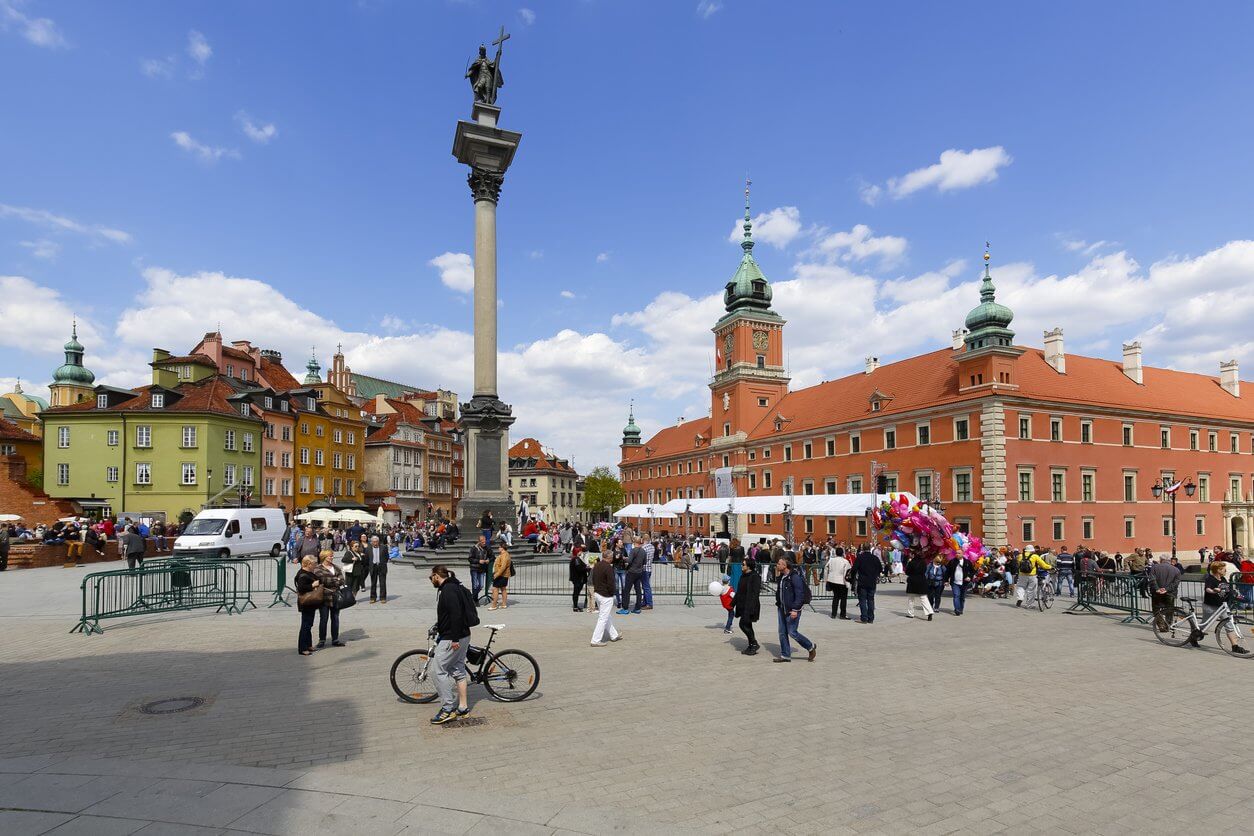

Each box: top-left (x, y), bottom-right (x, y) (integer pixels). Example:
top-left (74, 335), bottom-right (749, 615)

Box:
top-left (42, 370), bottom-right (264, 524)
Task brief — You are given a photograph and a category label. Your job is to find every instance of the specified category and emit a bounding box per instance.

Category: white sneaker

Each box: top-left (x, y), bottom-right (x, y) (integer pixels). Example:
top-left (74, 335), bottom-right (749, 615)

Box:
top-left (590, 641), bottom-right (608, 647)
top-left (610, 634), bottom-right (623, 642)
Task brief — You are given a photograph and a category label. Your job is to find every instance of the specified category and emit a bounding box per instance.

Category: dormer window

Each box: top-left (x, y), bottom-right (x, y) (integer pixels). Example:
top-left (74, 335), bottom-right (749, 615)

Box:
top-left (226, 365), bottom-right (234, 378)
top-left (240, 368), bottom-right (249, 382)
top-left (264, 396), bottom-right (273, 409)
top-left (96, 394), bottom-right (108, 409)
top-left (752, 280), bottom-right (766, 295)
top-left (151, 393), bottom-right (164, 408)
top-left (241, 402), bottom-right (251, 417)
top-left (871, 401), bottom-right (881, 412)
top-left (307, 397), bottom-right (316, 410)
top-left (280, 400), bottom-right (289, 412)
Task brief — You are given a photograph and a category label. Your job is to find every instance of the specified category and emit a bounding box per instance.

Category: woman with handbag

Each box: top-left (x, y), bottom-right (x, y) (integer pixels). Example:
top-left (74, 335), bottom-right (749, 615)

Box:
top-left (316, 551), bottom-right (347, 648)
top-left (343, 539), bottom-right (367, 594)
top-left (489, 545), bottom-right (512, 610)
top-left (294, 556), bottom-right (322, 656)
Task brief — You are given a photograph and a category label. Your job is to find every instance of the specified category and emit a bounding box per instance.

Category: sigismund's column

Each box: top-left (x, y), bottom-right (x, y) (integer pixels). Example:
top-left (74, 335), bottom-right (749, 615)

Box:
top-left (452, 95), bottom-right (522, 537)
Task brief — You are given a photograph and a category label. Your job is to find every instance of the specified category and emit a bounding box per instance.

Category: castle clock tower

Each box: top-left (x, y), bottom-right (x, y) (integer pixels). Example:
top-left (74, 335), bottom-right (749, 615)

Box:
top-left (710, 182), bottom-right (790, 442)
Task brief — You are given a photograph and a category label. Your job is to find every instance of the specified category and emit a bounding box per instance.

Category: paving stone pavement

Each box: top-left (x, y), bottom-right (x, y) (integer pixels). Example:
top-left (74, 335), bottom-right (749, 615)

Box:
top-left (1, 559), bottom-right (1252, 834)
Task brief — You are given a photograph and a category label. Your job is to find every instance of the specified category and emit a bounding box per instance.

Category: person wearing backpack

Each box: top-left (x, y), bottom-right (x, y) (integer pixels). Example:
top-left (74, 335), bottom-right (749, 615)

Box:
top-left (773, 557), bottom-right (816, 663)
top-left (1014, 548), bottom-right (1052, 608)
top-left (429, 564), bottom-right (479, 724)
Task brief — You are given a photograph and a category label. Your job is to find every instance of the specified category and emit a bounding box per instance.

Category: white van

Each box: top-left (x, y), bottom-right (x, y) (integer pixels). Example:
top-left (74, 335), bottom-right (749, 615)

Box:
top-left (172, 508), bottom-right (289, 559)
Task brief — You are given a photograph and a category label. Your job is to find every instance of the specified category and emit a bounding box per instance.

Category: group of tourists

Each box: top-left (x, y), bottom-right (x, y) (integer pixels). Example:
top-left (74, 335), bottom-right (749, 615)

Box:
top-left (0, 516), bottom-right (177, 569)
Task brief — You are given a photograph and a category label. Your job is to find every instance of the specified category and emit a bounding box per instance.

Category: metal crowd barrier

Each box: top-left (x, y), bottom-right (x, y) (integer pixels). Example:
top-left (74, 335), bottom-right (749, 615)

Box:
top-left (1066, 571), bottom-right (1148, 623)
top-left (152, 554), bottom-right (289, 608)
top-left (71, 560), bottom-right (252, 636)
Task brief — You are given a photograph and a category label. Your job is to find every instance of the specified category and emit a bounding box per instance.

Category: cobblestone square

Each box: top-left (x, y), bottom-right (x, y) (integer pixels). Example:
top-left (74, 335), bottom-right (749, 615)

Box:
top-left (1, 560), bottom-right (1251, 834)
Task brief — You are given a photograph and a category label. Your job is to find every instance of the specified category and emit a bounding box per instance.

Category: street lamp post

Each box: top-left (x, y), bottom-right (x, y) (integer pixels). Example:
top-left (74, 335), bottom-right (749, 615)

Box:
top-left (1151, 478), bottom-right (1197, 560)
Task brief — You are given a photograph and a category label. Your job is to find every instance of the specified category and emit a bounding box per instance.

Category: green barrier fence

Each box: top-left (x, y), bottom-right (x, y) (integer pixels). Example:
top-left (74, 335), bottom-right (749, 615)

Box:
top-left (153, 554), bottom-right (289, 607)
top-left (72, 560), bottom-right (252, 636)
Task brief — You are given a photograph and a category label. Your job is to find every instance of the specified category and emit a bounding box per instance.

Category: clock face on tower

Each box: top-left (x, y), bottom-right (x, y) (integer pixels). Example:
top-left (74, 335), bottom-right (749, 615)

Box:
top-left (752, 330), bottom-right (769, 352)
top-left (723, 332), bottom-right (734, 357)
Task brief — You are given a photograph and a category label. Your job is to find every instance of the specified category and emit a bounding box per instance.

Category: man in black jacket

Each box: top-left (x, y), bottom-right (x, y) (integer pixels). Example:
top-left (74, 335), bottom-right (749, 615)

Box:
top-left (852, 547), bottom-right (882, 623)
top-left (619, 537), bottom-right (646, 614)
top-left (774, 558), bottom-right (816, 662)
top-left (429, 565), bottom-right (476, 724)
top-left (467, 535), bottom-right (490, 602)
top-left (734, 558), bottom-right (762, 655)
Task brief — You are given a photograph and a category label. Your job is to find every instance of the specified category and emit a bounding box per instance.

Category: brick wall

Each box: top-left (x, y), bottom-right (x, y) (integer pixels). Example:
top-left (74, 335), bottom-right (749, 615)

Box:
top-left (0, 454), bottom-right (78, 527)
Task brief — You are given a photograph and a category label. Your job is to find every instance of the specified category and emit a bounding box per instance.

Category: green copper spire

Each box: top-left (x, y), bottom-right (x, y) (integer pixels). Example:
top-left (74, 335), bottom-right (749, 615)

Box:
top-left (303, 347), bottom-right (322, 385)
top-left (622, 400), bottom-right (642, 447)
top-left (719, 178), bottom-right (780, 324)
top-left (52, 319), bottom-right (95, 386)
top-left (963, 245), bottom-right (1016, 351)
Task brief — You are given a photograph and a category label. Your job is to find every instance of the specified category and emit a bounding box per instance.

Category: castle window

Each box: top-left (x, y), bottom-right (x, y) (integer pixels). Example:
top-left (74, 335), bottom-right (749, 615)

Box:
top-left (757, 397), bottom-right (768, 407)
top-left (756, 355), bottom-right (765, 368)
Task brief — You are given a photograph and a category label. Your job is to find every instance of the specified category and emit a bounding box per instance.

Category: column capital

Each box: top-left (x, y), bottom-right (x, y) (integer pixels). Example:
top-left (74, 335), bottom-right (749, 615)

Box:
top-left (468, 168), bottom-right (505, 204)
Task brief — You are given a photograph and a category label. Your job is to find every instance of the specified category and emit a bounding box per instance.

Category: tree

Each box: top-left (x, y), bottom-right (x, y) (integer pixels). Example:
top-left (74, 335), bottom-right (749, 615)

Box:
top-left (26, 467), bottom-right (43, 492)
top-left (581, 466), bottom-right (623, 521)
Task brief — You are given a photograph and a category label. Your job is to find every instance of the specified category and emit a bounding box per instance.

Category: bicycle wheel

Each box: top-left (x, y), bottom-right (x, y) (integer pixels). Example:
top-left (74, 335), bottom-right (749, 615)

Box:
top-left (481, 649), bottom-right (540, 702)
top-left (1216, 621), bottom-right (1254, 658)
top-left (1040, 583), bottom-right (1054, 611)
top-left (1152, 608), bottom-right (1193, 647)
top-left (390, 649), bottom-right (439, 703)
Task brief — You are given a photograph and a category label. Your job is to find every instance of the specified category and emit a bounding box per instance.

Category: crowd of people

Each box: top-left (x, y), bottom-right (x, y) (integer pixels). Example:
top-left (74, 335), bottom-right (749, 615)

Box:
top-left (0, 516), bottom-right (177, 570)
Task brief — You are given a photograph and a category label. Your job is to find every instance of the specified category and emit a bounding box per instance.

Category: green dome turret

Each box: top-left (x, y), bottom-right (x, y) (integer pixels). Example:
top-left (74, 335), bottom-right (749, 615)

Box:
top-left (303, 348), bottom-right (322, 385)
top-left (622, 401), bottom-right (642, 447)
top-left (963, 247), bottom-right (1015, 351)
top-left (721, 179), bottom-right (779, 321)
top-left (52, 321), bottom-right (95, 386)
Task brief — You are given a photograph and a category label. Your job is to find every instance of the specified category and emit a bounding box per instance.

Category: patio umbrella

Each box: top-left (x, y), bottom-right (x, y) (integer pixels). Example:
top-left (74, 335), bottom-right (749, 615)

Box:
top-left (295, 508), bottom-right (337, 524)
top-left (0, 513), bottom-right (22, 521)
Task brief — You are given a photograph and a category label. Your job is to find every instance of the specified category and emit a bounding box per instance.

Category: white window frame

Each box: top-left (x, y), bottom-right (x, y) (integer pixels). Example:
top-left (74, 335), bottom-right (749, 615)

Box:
top-left (916, 422), bottom-right (931, 446)
top-left (181, 462), bottom-right (197, 485)
top-left (135, 425), bottom-right (151, 448)
top-left (151, 393), bottom-right (164, 408)
top-left (106, 466), bottom-right (118, 483)
top-left (106, 430), bottom-right (119, 447)
top-left (57, 462), bottom-right (70, 485)
top-left (135, 462), bottom-right (151, 485)
top-left (182, 426), bottom-right (197, 448)
top-left (96, 394), bottom-right (108, 409)
top-left (58, 426), bottom-right (70, 448)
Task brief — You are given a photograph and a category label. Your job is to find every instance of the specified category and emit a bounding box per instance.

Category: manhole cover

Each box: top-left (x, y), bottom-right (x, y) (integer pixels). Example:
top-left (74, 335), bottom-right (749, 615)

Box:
top-left (442, 716), bottom-right (488, 729)
top-left (139, 697), bottom-right (206, 715)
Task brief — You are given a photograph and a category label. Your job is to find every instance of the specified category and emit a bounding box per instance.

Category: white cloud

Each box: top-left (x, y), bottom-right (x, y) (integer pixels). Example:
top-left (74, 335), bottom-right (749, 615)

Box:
top-left (1060, 237), bottom-right (1115, 256)
top-left (518, 8), bottom-right (535, 25)
top-left (815, 224), bottom-right (908, 265)
top-left (529, 249), bottom-right (544, 259)
top-left (19, 239), bottom-right (58, 260)
top-left (140, 56), bottom-right (175, 78)
top-left (186, 30), bottom-right (211, 76)
top-left (170, 131), bottom-right (240, 163)
top-left (235, 111), bottom-right (278, 144)
top-left (729, 206), bottom-right (802, 249)
top-left (0, 0), bottom-right (66, 48)
top-left (696, 1), bottom-right (723, 19)
top-left (0, 275), bottom-right (101, 354)
top-left (0, 203), bottom-right (132, 245)
top-left (596, 252), bottom-right (610, 263)
top-left (560, 290), bottom-right (575, 299)
top-left (863, 146), bottom-right (1012, 204)
top-left (379, 314), bottom-right (410, 333)
top-left (428, 252), bottom-right (474, 293)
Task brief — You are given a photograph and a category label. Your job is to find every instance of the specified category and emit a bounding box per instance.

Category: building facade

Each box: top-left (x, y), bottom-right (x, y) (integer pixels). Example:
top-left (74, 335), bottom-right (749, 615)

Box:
top-left (508, 437), bottom-right (582, 523)
top-left (621, 201), bottom-right (1254, 554)
top-left (47, 323), bottom-right (95, 408)
top-left (362, 396), bottom-right (429, 522)
top-left (42, 376), bottom-right (264, 522)
top-left (1, 380), bottom-right (48, 437)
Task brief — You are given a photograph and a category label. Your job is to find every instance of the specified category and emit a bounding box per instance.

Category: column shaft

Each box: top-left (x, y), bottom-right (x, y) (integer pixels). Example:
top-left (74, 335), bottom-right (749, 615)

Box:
top-left (473, 197), bottom-right (498, 397)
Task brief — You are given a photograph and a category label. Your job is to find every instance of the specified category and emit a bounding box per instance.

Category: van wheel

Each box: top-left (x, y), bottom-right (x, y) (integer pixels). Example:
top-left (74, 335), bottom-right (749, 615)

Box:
top-left (270, 544), bottom-right (281, 557)
top-left (218, 549), bottom-right (230, 559)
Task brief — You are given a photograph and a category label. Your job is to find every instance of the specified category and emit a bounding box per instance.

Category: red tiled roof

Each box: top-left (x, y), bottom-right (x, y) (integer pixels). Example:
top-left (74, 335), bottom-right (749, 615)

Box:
top-left (221, 346), bottom-right (254, 362)
top-left (362, 397), bottom-right (433, 443)
top-left (509, 437), bottom-right (576, 472)
top-left (622, 417), bottom-right (712, 464)
top-left (260, 357), bottom-right (302, 392)
top-left (152, 353), bottom-right (216, 367)
top-left (0, 416), bottom-right (38, 442)
top-left (44, 377), bottom-right (260, 420)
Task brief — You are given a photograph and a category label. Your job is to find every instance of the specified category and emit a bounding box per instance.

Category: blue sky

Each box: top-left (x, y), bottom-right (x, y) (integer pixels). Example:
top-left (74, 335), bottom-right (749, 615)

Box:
top-left (3, 0), bottom-right (1254, 470)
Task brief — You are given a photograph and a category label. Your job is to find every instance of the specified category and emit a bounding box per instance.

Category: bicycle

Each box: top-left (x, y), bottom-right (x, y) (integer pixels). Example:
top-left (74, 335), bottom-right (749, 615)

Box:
top-left (1152, 595), bottom-right (1252, 657)
top-left (389, 623), bottom-right (541, 703)
top-left (1036, 571), bottom-right (1055, 611)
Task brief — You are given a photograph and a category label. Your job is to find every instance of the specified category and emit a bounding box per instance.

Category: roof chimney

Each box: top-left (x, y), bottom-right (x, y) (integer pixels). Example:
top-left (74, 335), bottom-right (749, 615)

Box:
top-left (951, 328), bottom-right (968, 350)
top-left (1043, 328), bottom-right (1065, 374)
top-left (1220, 359), bottom-right (1240, 397)
top-left (1122, 341), bottom-right (1143, 385)
top-left (864, 356), bottom-right (879, 374)
top-left (677, 416), bottom-right (684, 426)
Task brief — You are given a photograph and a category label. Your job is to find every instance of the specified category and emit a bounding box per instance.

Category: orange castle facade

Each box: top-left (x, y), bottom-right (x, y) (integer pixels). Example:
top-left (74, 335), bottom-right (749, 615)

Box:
top-left (620, 207), bottom-right (1254, 555)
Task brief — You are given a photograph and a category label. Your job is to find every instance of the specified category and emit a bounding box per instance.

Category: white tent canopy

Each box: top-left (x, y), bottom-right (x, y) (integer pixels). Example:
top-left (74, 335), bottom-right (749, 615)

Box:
top-left (659, 492), bottom-right (920, 517)
top-left (612, 504), bottom-right (679, 520)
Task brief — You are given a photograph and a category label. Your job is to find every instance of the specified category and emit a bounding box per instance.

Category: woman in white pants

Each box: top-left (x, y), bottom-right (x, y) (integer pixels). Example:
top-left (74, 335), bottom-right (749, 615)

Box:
top-left (904, 552), bottom-right (934, 621)
top-left (589, 551), bottom-right (622, 646)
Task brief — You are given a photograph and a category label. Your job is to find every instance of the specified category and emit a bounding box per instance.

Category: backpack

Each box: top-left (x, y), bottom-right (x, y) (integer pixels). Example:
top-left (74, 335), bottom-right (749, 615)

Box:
top-left (460, 584), bottom-right (481, 627)
top-left (1019, 555), bottom-right (1034, 575)
top-left (793, 572), bottom-right (812, 606)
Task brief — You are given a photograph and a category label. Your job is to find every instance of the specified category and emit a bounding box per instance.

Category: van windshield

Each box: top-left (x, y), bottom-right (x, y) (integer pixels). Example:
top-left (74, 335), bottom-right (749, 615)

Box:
top-left (183, 519), bottom-right (226, 536)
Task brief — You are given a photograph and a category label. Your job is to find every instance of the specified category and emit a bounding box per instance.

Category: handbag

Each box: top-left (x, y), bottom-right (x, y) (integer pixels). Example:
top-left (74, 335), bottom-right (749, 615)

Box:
top-left (337, 585), bottom-right (357, 610)
top-left (297, 588), bottom-right (323, 608)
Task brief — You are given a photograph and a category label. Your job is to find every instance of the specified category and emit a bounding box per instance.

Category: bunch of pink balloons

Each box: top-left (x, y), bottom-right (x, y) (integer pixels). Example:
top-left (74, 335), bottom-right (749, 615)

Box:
top-left (870, 493), bottom-right (984, 563)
